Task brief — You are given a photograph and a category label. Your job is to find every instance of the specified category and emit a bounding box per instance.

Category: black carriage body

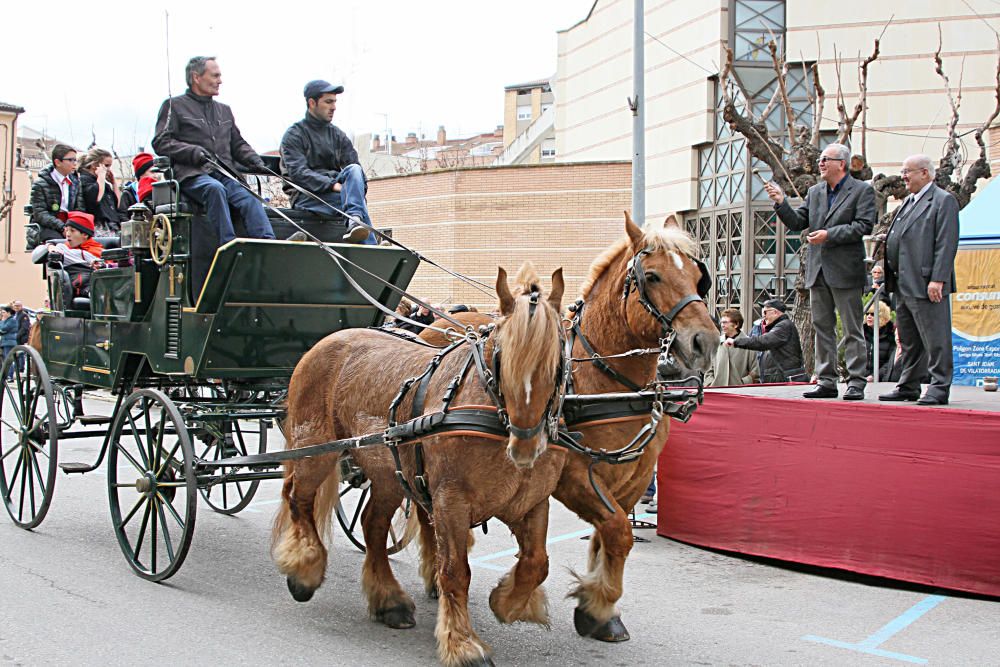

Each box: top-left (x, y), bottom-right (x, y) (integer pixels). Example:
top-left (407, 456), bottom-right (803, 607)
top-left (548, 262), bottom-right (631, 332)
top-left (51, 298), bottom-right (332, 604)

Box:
top-left (39, 216), bottom-right (418, 387)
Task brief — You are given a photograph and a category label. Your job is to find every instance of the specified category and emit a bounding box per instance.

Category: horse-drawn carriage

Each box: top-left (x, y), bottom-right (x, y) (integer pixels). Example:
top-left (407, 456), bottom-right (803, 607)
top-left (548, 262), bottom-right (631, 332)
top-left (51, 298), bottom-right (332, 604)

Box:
top-left (4, 173), bottom-right (420, 580)
top-left (4, 162), bottom-right (717, 664)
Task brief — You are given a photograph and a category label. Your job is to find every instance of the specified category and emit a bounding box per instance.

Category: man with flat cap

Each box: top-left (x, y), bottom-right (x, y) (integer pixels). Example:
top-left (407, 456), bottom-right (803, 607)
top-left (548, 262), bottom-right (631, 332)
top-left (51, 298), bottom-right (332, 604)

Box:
top-left (279, 80), bottom-right (375, 244)
top-left (725, 299), bottom-right (806, 384)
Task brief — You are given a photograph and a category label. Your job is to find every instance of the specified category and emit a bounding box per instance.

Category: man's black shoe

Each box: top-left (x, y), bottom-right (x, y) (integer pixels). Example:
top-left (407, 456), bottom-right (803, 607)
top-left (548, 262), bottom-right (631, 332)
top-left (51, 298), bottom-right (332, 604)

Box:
top-left (843, 386), bottom-right (865, 401)
top-left (916, 395), bottom-right (948, 406)
top-left (803, 386), bottom-right (838, 399)
top-left (878, 390), bottom-right (920, 402)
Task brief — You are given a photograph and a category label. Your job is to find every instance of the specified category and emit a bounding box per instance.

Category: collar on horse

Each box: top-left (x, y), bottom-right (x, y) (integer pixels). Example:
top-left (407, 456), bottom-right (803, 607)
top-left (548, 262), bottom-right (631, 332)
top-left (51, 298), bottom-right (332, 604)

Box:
top-left (384, 293), bottom-right (568, 515)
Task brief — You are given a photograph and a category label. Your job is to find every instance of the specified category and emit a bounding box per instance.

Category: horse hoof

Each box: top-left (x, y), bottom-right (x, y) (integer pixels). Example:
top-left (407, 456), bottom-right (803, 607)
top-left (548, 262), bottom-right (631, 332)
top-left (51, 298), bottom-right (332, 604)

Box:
top-left (573, 607), bottom-right (630, 642)
top-left (459, 656), bottom-right (496, 667)
top-left (376, 603), bottom-right (416, 629)
top-left (428, 584), bottom-right (439, 599)
top-left (286, 577), bottom-right (315, 603)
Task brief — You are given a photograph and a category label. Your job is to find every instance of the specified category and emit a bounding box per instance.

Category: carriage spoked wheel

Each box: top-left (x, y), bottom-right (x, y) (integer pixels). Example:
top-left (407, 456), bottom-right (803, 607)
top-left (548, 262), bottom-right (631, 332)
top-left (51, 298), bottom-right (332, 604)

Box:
top-left (0, 345), bottom-right (58, 529)
top-left (197, 416), bottom-right (266, 515)
top-left (335, 457), bottom-right (411, 555)
top-left (108, 389), bottom-right (197, 582)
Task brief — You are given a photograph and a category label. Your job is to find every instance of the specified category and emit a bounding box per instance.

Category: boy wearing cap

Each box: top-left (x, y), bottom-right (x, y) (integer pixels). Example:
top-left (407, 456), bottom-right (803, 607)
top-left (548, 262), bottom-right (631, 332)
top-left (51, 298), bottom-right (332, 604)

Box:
top-left (119, 152), bottom-right (158, 214)
top-left (49, 211), bottom-right (104, 299)
top-left (152, 56), bottom-right (276, 246)
top-left (28, 144), bottom-right (85, 246)
top-left (279, 80), bottom-right (375, 244)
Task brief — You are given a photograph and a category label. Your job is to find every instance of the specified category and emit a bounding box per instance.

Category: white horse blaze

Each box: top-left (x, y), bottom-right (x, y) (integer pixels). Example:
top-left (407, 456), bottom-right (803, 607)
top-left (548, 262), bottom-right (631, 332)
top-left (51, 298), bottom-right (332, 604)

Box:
top-left (670, 251), bottom-right (684, 270)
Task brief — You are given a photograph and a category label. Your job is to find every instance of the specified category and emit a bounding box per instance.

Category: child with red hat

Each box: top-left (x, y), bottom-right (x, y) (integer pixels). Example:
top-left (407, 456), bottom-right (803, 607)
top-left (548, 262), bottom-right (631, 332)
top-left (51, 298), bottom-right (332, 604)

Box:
top-left (49, 211), bottom-right (104, 298)
top-left (118, 152), bottom-right (159, 214)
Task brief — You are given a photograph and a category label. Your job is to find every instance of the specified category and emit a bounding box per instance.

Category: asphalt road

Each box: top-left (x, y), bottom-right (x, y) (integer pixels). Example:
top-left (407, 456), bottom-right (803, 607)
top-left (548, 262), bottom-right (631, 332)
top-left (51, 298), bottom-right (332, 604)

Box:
top-left (1, 393), bottom-right (997, 666)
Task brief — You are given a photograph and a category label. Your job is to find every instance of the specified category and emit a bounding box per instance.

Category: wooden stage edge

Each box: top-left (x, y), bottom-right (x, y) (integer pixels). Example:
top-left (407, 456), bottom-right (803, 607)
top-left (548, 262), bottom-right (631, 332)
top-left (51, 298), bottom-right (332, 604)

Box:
top-left (708, 381), bottom-right (1000, 414)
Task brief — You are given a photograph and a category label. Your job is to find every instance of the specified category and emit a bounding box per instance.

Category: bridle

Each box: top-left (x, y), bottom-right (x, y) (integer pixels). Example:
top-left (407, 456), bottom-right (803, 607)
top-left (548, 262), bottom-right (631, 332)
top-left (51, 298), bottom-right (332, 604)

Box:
top-left (482, 291), bottom-right (566, 441)
top-left (622, 248), bottom-right (711, 342)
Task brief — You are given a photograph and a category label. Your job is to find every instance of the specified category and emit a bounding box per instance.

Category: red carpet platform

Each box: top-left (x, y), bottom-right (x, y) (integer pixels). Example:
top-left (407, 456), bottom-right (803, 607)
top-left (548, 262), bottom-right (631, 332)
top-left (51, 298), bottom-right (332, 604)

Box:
top-left (658, 382), bottom-right (1000, 597)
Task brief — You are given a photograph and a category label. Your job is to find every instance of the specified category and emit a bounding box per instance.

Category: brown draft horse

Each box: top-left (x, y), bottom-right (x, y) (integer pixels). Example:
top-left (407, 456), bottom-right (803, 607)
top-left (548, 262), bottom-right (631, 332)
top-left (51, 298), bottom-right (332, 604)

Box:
top-left (418, 213), bottom-right (718, 643)
top-left (273, 263), bottom-right (566, 667)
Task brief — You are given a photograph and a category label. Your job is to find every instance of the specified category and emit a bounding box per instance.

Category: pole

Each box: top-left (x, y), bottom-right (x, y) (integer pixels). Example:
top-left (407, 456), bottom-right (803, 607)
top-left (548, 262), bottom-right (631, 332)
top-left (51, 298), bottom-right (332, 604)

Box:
top-left (631, 0), bottom-right (645, 226)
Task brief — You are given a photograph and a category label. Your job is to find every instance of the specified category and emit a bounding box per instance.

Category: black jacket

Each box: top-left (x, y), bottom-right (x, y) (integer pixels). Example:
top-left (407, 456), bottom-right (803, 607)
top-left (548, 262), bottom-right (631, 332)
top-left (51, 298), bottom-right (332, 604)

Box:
top-left (279, 114), bottom-right (361, 203)
top-left (80, 171), bottom-right (124, 230)
top-left (14, 311), bottom-right (30, 345)
top-left (864, 321), bottom-right (895, 380)
top-left (734, 314), bottom-right (804, 383)
top-left (152, 89), bottom-right (265, 183)
top-left (29, 165), bottom-right (83, 245)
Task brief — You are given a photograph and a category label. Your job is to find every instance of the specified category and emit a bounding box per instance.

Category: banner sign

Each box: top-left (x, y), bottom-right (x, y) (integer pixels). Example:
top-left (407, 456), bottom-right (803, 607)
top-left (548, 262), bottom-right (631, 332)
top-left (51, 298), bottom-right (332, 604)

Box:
top-left (952, 245), bottom-right (1000, 386)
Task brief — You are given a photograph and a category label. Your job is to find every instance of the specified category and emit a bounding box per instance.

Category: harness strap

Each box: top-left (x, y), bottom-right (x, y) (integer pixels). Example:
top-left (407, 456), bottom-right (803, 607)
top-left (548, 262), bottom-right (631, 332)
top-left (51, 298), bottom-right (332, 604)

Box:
top-left (571, 302), bottom-right (644, 392)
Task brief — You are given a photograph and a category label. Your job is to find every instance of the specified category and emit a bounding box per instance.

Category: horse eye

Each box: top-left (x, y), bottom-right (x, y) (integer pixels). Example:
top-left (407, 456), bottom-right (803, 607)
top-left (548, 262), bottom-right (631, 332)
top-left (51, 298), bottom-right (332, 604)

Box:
top-left (644, 271), bottom-right (660, 283)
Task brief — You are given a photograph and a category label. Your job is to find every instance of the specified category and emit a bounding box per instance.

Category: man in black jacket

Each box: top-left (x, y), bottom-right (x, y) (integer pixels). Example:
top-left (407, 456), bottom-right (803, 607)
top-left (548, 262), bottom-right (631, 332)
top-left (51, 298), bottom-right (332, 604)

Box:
top-left (28, 144), bottom-right (84, 246)
top-left (765, 143), bottom-right (875, 400)
top-left (152, 56), bottom-right (275, 246)
top-left (727, 299), bottom-right (805, 384)
top-left (279, 81), bottom-right (374, 244)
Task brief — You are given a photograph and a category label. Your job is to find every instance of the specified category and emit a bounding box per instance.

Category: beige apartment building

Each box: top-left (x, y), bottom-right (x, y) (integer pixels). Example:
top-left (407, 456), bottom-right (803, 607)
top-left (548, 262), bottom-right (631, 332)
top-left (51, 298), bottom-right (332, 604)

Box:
top-left (554, 0), bottom-right (999, 317)
top-left (0, 103), bottom-right (44, 308)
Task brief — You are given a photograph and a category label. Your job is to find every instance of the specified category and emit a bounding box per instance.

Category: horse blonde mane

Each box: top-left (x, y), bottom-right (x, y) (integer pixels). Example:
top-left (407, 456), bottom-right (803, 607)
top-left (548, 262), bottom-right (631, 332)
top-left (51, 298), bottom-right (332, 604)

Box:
top-left (496, 262), bottom-right (562, 404)
top-left (579, 224), bottom-right (698, 299)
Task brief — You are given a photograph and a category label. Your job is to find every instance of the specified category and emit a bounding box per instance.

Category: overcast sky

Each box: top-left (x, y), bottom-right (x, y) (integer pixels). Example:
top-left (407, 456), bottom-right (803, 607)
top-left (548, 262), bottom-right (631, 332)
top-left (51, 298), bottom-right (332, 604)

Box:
top-left (6, 0), bottom-right (595, 155)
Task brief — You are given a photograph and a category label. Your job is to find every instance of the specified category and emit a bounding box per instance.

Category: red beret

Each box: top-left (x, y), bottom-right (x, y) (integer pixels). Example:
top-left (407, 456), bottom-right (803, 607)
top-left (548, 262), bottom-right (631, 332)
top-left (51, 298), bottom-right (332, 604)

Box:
top-left (66, 211), bottom-right (95, 236)
top-left (132, 152), bottom-right (155, 178)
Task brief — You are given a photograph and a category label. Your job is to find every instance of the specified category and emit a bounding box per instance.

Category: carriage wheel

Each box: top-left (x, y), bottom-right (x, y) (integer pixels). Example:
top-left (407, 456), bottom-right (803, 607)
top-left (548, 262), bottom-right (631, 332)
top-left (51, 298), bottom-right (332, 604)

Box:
top-left (335, 458), bottom-right (411, 555)
top-left (108, 389), bottom-right (197, 582)
top-left (197, 417), bottom-right (266, 515)
top-left (0, 346), bottom-right (58, 529)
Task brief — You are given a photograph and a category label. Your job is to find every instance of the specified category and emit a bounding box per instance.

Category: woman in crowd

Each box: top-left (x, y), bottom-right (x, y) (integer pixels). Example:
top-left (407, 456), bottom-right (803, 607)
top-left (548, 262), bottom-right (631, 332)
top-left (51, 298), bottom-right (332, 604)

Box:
top-left (864, 300), bottom-right (895, 382)
top-left (79, 148), bottom-right (125, 235)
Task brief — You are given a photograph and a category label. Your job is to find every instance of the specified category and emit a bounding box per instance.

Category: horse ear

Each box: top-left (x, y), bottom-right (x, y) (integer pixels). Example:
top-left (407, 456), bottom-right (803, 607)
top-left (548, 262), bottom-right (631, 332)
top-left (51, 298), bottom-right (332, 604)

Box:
top-left (663, 214), bottom-right (680, 229)
top-left (496, 267), bottom-right (515, 316)
top-left (548, 268), bottom-right (565, 313)
top-left (624, 210), bottom-right (644, 248)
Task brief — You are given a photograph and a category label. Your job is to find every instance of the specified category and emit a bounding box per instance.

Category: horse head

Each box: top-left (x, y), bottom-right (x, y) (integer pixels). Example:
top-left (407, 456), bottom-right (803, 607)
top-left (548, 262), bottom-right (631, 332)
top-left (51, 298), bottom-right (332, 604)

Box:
top-left (494, 262), bottom-right (565, 469)
top-left (619, 212), bottom-right (718, 376)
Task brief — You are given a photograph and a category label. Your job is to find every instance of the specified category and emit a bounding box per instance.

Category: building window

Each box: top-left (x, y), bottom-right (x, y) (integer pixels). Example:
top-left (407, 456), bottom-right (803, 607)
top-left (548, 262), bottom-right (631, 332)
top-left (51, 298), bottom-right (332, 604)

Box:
top-left (732, 0), bottom-right (785, 63)
top-left (516, 106), bottom-right (532, 120)
top-left (540, 139), bottom-right (555, 158)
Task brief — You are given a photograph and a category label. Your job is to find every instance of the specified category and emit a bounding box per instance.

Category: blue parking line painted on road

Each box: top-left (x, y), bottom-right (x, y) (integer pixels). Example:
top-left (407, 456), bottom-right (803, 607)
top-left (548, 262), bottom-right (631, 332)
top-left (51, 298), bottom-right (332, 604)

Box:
top-left (802, 594), bottom-right (947, 664)
top-left (468, 513), bottom-right (653, 571)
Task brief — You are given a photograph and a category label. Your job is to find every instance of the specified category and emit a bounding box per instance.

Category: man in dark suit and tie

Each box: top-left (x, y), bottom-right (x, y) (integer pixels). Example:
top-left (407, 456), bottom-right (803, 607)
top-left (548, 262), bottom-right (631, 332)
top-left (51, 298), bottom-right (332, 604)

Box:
top-left (878, 154), bottom-right (960, 406)
top-left (765, 143), bottom-right (875, 400)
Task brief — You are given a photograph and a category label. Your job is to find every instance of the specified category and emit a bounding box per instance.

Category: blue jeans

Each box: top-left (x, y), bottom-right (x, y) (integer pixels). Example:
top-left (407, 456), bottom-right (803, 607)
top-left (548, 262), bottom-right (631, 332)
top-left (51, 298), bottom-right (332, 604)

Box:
top-left (292, 164), bottom-right (376, 245)
top-left (2, 345), bottom-right (13, 379)
top-left (182, 172), bottom-right (275, 245)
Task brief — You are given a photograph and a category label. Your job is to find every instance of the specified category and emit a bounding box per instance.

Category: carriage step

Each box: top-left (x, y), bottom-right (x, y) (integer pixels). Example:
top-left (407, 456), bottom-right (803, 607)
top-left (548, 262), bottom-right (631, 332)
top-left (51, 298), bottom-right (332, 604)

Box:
top-left (78, 415), bottom-right (113, 425)
top-left (59, 462), bottom-right (93, 474)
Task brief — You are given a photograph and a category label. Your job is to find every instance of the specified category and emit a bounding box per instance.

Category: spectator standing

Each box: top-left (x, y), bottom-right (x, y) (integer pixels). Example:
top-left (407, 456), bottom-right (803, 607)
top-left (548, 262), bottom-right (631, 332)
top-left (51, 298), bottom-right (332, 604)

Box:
top-left (0, 307), bottom-right (17, 379)
top-left (727, 299), bottom-right (805, 383)
top-left (879, 154), bottom-right (960, 406)
top-left (152, 56), bottom-right (276, 246)
top-left (79, 148), bottom-right (125, 235)
top-left (29, 144), bottom-right (84, 246)
top-left (12, 301), bottom-right (30, 373)
top-left (765, 143), bottom-right (875, 400)
top-left (864, 300), bottom-right (895, 382)
top-left (280, 80), bottom-right (375, 244)
top-left (706, 308), bottom-right (760, 386)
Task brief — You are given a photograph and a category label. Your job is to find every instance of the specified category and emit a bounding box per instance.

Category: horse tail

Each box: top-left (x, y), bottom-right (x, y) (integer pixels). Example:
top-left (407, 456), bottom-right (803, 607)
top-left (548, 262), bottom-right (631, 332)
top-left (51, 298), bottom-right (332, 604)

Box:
top-left (311, 459), bottom-right (341, 547)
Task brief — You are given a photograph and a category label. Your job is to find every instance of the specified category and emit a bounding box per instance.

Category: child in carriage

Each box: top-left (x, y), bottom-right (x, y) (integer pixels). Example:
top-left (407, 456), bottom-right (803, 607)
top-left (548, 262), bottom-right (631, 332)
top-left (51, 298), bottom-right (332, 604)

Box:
top-left (47, 211), bottom-right (105, 298)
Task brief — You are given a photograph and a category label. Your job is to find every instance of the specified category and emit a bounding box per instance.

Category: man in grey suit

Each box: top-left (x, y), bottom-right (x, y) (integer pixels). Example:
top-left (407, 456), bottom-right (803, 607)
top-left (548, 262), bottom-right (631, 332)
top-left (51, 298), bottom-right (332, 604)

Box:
top-left (878, 154), bottom-right (960, 406)
top-left (765, 143), bottom-right (875, 400)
